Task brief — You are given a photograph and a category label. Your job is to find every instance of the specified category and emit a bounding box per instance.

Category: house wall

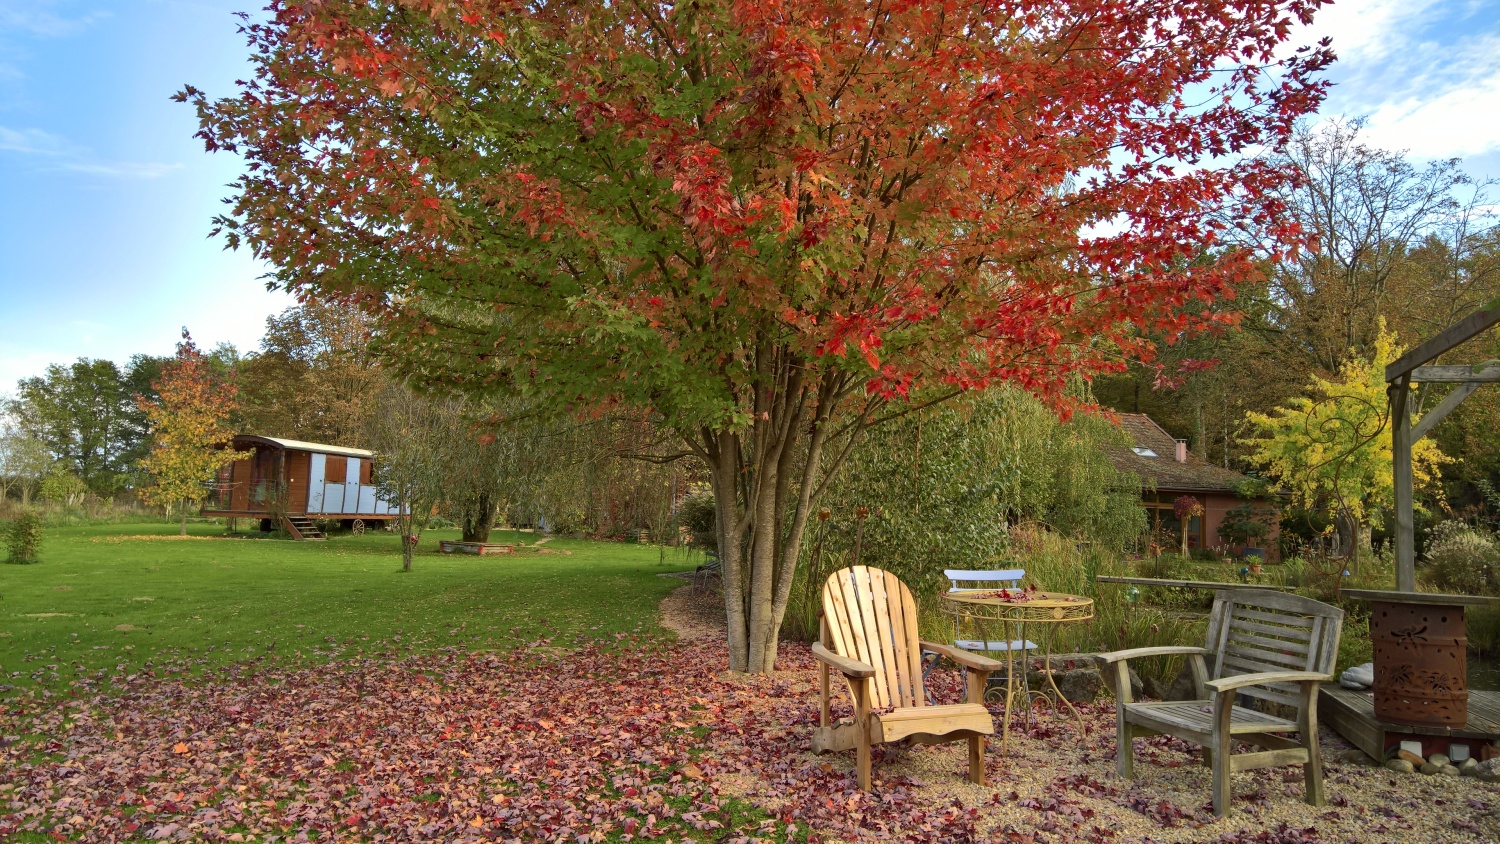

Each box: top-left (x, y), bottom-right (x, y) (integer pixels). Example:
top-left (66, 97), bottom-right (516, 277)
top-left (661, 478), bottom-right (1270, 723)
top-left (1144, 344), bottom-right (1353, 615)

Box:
top-left (1157, 489), bottom-right (1281, 560)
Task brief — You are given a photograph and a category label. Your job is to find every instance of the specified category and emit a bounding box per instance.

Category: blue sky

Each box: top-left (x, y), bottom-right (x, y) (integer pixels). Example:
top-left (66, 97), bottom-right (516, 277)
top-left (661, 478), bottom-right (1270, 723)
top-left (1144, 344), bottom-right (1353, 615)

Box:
top-left (1, 0), bottom-right (1498, 391)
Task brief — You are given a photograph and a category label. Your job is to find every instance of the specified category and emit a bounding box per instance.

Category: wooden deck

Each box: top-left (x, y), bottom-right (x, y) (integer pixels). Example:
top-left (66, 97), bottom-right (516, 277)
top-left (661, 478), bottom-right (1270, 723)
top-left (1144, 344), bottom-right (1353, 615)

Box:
top-left (1320, 685), bottom-right (1500, 760)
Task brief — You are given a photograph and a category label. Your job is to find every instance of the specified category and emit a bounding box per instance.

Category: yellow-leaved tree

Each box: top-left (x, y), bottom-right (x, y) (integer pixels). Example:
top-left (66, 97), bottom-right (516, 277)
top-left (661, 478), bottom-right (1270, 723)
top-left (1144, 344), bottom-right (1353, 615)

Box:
top-left (138, 331), bottom-right (243, 535)
top-left (1243, 322), bottom-right (1448, 565)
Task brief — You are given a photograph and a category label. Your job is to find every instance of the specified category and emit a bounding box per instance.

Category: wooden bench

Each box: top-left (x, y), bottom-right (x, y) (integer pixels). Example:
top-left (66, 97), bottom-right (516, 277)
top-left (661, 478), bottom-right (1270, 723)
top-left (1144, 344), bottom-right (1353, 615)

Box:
top-left (1097, 588), bottom-right (1342, 817)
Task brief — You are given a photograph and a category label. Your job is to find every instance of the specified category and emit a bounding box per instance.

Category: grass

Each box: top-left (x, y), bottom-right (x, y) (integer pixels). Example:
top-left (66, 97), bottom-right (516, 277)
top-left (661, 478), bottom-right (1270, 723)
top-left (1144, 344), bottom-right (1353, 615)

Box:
top-left (0, 522), bottom-right (694, 694)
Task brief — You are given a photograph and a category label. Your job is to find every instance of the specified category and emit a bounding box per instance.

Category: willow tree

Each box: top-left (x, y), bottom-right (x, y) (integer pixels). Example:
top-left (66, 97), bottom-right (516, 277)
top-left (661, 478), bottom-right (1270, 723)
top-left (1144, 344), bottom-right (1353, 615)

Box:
top-left (181, 0), bottom-right (1331, 672)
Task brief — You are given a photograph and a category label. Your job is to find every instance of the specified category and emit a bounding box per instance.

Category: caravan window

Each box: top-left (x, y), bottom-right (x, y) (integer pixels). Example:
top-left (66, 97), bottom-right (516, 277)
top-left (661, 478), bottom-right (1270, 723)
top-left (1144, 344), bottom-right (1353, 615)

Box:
top-left (326, 456), bottom-right (348, 484)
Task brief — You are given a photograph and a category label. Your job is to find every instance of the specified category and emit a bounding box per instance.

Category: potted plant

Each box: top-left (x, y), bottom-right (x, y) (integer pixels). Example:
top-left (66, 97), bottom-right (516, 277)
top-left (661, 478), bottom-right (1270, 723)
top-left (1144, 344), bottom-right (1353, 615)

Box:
top-left (1174, 495), bottom-right (1205, 556)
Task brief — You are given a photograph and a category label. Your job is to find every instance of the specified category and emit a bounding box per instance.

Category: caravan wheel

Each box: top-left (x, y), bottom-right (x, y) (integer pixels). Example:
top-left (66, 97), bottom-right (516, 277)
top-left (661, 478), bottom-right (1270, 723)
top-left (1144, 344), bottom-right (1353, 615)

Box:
top-left (352, 519), bottom-right (366, 535)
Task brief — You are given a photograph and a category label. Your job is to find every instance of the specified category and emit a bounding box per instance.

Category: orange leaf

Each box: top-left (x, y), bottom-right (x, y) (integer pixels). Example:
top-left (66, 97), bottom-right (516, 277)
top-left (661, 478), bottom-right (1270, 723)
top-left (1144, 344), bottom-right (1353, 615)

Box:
top-left (173, 742), bottom-right (189, 754)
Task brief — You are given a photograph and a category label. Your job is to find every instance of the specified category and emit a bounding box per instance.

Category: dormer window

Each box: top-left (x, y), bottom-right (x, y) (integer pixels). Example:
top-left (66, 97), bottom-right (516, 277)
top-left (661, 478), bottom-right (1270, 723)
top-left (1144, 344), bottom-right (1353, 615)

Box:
top-left (1132, 447), bottom-right (1158, 458)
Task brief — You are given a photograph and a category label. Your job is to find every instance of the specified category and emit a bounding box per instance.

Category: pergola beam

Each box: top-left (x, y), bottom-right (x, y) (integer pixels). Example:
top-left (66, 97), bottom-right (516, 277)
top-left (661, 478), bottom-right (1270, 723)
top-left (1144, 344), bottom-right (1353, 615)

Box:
top-left (1386, 305), bottom-right (1500, 381)
top-left (1410, 382), bottom-right (1481, 443)
top-left (1410, 364), bottom-right (1500, 383)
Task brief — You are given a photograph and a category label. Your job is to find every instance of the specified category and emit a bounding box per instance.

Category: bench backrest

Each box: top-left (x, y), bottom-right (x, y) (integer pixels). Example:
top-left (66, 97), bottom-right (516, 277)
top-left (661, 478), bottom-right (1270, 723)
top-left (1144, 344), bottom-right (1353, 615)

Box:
top-left (1205, 588), bottom-right (1343, 713)
top-left (822, 566), bottom-right (925, 710)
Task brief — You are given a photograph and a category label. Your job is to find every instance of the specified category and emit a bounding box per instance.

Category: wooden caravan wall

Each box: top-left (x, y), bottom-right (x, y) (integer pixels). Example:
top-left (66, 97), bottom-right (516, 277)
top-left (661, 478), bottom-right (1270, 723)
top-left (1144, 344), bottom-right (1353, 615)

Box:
top-left (229, 452), bottom-right (251, 511)
top-left (286, 450), bottom-right (311, 513)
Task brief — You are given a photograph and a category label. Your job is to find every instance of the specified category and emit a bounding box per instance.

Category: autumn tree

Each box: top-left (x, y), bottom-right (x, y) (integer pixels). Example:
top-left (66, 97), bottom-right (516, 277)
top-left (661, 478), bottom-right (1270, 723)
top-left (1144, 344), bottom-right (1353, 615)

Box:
top-left (183, 0), bottom-right (1332, 672)
top-left (137, 332), bottom-right (244, 535)
top-left (1243, 323), bottom-right (1449, 565)
top-left (236, 302), bottom-right (382, 445)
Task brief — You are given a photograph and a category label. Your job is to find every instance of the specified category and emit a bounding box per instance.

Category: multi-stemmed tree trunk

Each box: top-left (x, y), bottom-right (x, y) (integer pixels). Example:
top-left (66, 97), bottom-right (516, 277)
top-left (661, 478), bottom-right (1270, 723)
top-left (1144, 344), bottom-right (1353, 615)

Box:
top-left (459, 490), bottom-right (499, 544)
top-left (697, 359), bottom-right (853, 672)
top-left (184, 0), bottom-right (1333, 672)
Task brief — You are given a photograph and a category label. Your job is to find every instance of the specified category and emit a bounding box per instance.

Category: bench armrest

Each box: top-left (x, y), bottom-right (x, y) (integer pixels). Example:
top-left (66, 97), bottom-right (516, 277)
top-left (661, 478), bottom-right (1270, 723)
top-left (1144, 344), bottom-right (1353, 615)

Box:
top-left (1204, 671), bottom-right (1329, 694)
top-left (1095, 646), bottom-right (1211, 665)
top-left (811, 642), bottom-right (877, 679)
top-left (921, 641), bottom-right (1007, 673)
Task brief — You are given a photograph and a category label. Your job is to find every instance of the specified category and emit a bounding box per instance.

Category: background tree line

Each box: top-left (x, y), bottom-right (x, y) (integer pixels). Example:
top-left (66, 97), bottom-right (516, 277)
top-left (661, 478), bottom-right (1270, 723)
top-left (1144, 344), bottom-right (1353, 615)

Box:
top-left (0, 301), bottom-right (690, 544)
top-left (1094, 119), bottom-right (1499, 522)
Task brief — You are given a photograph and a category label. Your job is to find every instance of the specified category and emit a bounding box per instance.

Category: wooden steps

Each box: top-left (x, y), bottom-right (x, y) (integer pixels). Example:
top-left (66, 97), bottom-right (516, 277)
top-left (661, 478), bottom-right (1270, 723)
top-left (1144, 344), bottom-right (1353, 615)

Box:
top-left (282, 515), bottom-right (325, 541)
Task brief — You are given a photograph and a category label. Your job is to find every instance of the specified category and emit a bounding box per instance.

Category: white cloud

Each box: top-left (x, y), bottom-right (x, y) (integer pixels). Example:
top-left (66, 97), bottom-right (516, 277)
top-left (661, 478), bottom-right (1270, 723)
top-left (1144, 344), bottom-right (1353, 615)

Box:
top-left (1294, 0), bottom-right (1443, 65)
top-left (1290, 0), bottom-right (1500, 163)
top-left (0, 2), bottom-right (110, 38)
top-left (0, 124), bottom-right (181, 179)
top-left (1359, 54), bottom-right (1500, 159)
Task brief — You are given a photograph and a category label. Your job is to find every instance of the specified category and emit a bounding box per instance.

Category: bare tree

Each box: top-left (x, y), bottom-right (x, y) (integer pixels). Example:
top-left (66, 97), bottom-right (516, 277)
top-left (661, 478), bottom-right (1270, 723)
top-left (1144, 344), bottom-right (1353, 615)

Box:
top-left (0, 413), bottom-right (52, 506)
top-left (1267, 118), bottom-right (1471, 373)
top-left (366, 381), bottom-right (452, 572)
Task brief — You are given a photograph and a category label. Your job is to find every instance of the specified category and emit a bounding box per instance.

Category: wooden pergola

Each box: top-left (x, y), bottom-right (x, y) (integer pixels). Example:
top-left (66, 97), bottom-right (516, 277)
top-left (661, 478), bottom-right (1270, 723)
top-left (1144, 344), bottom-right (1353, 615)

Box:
top-left (1386, 303), bottom-right (1500, 591)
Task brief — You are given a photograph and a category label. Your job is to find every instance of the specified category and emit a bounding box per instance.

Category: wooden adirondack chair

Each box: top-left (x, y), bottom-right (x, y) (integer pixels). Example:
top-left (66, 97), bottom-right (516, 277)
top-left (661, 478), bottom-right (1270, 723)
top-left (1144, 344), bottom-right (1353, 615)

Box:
top-left (1098, 588), bottom-right (1343, 817)
top-left (812, 566), bottom-right (1004, 790)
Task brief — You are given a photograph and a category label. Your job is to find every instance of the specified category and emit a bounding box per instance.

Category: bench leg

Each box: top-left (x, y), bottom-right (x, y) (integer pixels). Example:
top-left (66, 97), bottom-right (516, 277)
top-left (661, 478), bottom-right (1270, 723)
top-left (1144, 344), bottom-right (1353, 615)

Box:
top-left (1113, 663), bottom-right (1135, 779)
top-left (1115, 711), bottom-right (1134, 779)
top-left (1300, 682), bottom-right (1325, 806)
top-left (1212, 697), bottom-right (1233, 817)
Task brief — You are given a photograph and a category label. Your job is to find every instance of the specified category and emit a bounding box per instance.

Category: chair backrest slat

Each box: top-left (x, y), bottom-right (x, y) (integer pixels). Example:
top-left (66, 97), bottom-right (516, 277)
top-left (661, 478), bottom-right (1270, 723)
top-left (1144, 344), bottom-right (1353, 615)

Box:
top-left (823, 566), bottom-right (925, 710)
top-left (1205, 588), bottom-right (1342, 718)
top-left (944, 569), bottom-right (1025, 588)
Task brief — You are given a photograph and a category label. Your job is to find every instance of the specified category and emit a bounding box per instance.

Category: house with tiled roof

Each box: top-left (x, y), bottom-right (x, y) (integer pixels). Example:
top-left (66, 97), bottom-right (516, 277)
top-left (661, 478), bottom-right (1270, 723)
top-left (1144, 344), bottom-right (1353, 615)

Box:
top-left (1106, 414), bottom-right (1277, 555)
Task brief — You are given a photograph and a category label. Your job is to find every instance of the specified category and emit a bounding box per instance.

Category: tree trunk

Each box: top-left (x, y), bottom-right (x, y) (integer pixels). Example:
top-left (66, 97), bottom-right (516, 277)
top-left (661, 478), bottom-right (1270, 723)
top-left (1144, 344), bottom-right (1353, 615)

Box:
top-left (701, 351), bottom-right (844, 674)
top-left (461, 491), bottom-right (496, 543)
top-left (1193, 401), bottom-right (1208, 460)
top-left (402, 531), bottom-right (414, 572)
top-left (180, 500), bottom-right (188, 536)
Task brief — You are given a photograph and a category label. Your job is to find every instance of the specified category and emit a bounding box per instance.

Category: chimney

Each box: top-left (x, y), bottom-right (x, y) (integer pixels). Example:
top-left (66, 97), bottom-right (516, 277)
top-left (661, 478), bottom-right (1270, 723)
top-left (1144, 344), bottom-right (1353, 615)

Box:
top-left (1175, 439), bottom-right (1188, 463)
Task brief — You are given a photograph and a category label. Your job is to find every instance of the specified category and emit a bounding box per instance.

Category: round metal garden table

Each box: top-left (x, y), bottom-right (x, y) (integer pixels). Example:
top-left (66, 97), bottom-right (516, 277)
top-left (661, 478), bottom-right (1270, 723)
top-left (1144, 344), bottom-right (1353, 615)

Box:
top-left (939, 589), bottom-right (1095, 748)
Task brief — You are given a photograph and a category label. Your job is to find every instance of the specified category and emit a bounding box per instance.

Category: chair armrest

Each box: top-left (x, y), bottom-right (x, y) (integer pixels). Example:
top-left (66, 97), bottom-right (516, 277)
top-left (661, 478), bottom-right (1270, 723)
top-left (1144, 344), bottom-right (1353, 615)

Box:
top-left (811, 642), bottom-right (877, 679)
top-left (1204, 671), bottom-right (1329, 694)
top-left (1095, 646), bottom-right (1211, 665)
top-left (920, 641), bottom-right (1006, 673)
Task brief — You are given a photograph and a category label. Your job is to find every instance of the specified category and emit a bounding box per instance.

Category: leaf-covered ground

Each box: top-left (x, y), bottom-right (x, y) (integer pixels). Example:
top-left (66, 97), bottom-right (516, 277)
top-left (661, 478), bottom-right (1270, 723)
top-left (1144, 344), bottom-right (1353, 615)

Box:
top-left (3, 587), bottom-right (1498, 843)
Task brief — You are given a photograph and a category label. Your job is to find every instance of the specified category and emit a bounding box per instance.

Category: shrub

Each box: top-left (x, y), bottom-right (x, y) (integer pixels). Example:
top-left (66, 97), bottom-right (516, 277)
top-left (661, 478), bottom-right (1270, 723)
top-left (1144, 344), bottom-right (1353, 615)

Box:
top-left (1218, 502), bottom-right (1273, 547)
top-left (1335, 614), bottom-right (1373, 674)
top-left (3, 510), bottom-right (42, 563)
top-left (673, 492), bottom-right (717, 553)
top-left (1137, 553), bottom-right (1183, 581)
top-left (39, 469), bottom-right (88, 506)
top-left (1423, 522), bottom-right (1500, 596)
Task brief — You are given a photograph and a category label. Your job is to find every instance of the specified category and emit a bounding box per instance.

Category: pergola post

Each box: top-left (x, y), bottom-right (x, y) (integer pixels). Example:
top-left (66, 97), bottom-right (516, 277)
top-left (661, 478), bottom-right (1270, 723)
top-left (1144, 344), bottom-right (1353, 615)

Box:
top-left (1383, 304), bottom-right (1500, 593)
top-left (1390, 375), bottom-right (1415, 592)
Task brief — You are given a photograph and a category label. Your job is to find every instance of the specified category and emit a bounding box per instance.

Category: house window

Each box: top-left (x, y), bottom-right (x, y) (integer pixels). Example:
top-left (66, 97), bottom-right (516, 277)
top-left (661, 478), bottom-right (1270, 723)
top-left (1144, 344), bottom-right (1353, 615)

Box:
top-left (1132, 447), bottom-right (1159, 458)
top-left (326, 456), bottom-right (348, 484)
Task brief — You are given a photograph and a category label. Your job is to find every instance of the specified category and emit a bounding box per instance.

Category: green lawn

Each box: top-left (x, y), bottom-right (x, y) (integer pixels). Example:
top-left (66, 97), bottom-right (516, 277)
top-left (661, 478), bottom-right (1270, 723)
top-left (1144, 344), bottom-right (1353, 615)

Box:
top-left (0, 522), bottom-right (696, 693)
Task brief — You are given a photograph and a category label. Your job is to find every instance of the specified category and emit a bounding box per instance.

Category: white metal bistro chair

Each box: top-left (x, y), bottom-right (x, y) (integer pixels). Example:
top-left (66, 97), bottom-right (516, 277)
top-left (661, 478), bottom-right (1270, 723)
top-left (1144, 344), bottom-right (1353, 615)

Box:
top-left (921, 569), bottom-right (1040, 705)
